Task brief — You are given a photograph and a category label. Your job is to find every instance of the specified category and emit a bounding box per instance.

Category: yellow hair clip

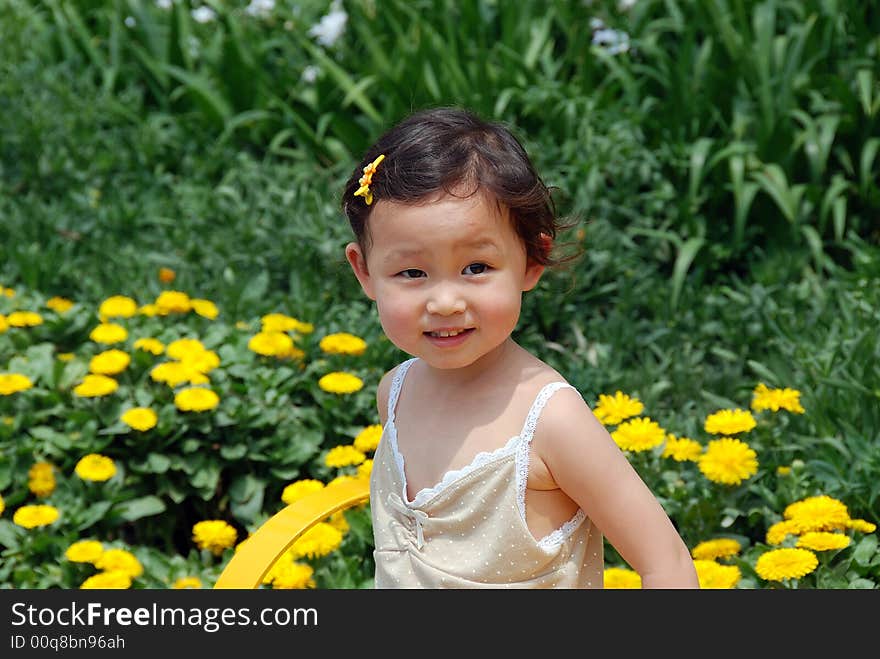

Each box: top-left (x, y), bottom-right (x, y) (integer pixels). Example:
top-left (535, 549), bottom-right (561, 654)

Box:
top-left (353, 154), bottom-right (385, 205)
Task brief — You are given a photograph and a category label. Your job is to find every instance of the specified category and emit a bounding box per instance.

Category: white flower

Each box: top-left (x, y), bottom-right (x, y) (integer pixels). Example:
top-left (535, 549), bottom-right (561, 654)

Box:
top-left (308, 0), bottom-right (348, 47)
top-left (619, 0), bottom-right (638, 10)
top-left (124, 16), bottom-right (136, 27)
top-left (155, 0), bottom-right (173, 9)
top-left (192, 6), bottom-right (217, 23)
top-left (592, 28), bottom-right (630, 56)
top-left (245, 0), bottom-right (275, 18)
top-left (301, 65), bottom-right (320, 83)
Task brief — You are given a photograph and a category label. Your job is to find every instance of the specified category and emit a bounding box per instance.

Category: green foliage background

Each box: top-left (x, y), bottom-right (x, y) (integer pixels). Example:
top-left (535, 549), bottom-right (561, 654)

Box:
top-left (0, 0), bottom-right (878, 589)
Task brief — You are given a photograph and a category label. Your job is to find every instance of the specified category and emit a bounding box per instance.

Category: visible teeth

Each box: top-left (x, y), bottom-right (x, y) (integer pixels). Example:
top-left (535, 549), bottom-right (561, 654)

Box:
top-left (431, 329), bottom-right (464, 337)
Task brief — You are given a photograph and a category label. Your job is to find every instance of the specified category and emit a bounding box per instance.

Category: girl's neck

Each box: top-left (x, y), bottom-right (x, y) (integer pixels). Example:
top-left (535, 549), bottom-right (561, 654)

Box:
top-left (418, 338), bottom-right (523, 392)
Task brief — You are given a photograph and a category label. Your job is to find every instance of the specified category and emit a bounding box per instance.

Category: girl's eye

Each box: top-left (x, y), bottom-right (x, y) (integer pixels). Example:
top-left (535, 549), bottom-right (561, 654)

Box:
top-left (462, 263), bottom-right (488, 275)
top-left (397, 268), bottom-right (426, 279)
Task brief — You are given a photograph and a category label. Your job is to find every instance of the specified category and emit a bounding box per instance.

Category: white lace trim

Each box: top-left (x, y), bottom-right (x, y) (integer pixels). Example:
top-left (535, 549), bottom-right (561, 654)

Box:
top-left (515, 381), bottom-right (586, 550)
top-left (386, 358), bottom-right (586, 548)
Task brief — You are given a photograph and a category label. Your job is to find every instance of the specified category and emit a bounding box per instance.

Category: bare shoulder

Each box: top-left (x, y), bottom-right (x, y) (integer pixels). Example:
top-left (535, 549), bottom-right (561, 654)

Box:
top-left (375, 365), bottom-right (399, 426)
top-left (529, 383), bottom-right (616, 466)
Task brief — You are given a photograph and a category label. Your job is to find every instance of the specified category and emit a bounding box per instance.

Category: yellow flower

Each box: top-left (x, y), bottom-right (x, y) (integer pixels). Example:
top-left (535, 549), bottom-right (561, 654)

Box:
top-left (46, 296), bottom-right (74, 313)
top-left (0, 373), bottom-right (33, 395)
top-left (73, 374), bottom-right (118, 397)
top-left (98, 295), bottom-right (138, 319)
top-left (318, 372), bottom-right (364, 394)
top-left (75, 454), bottom-right (116, 482)
top-left (353, 424), bottom-right (383, 453)
top-left (754, 547), bottom-right (818, 581)
top-left (697, 437), bottom-right (758, 485)
top-left (166, 338), bottom-right (206, 360)
top-left (267, 561), bottom-right (316, 589)
top-left (796, 531), bottom-right (851, 552)
top-left (783, 495), bottom-right (851, 532)
top-left (174, 387), bottom-right (220, 412)
top-left (248, 331), bottom-right (294, 357)
top-left (261, 313), bottom-right (312, 334)
top-left (7, 311), bottom-right (44, 327)
top-left (847, 519), bottom-right (877, 533)
top-left (693, 559), bottom-right (741, 589)
top-left (133, 337), bottom-right (165, 355)
top-left (179, 350), bottom-right (220, 374)
top-left (155, 290), bottom-right (191, 314)
top-left (281, 479), bottom-right (325, 505)
top-left (150, 361), bottom-right (209, 387)
top-left (65, 540), bottom-right (104, 564)
top-left (766, 520), bottom-right (800, 546)
top-left (191, 299), bottom-right (219, 319)
top-left (661, 434), bottom-right (702, 462)
top-left (57, 353), bottom-right (74, 361)
top-left (327, 474), bottom-right (359, 488)
top-left (327, 510), bottom-right (350, 534)
top-left (603, 566), bottom-right (641, 588)
top-left (80, 570), bottom-right (132, 589)
top-left (289, 522), bottom-right (343, 559)
top-left (356, 459), bottom-right (373, 480)
top-left (592, 391), bottom-right (644, 425)
top-left (704, 408), bottom-right (757, 435)
top-left (776, 466), bottom-right (792, 476)
top-left (0, 315), bottom-right (6, 333)
top-left (325, 445), bottom-right (366, 468)
top-left (95, 548), bottom-right (143, 578)
top-left (610, 417), bottom-right (666, 452)
top-left (120, 407), bottom-right (158, 432)
top-left (171, 576), bottom-right (202, 589)
top-left (28, 461), bottom-right (56, 497)
top-left (192, 520), bottom-right (238, 555)
top-left (1, 287), bottom-right (14, 297)
top-left (158, 267), bottom-right (176, 283)
top-left (89, 322), bottom-right (128, 344)
top-left (138, 304), bottom-right (158, 317)
top-left (751, 383), bottom-right (805, 414)
top-left (89, 349), bottom-right (131, 376)
top-left (691, 538), bottom-right (742, 561)
top-left (13, 504), bottom-right (60, 528)
top-left (0, 494), bottom-right (4, 516)
top-left (319, 332), bottom-right (368, 356)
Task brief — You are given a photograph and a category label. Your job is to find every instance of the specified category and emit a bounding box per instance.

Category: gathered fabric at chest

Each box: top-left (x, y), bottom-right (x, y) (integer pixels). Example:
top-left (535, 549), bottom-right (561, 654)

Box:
top-left (369, 357), bottom-right (604, 588)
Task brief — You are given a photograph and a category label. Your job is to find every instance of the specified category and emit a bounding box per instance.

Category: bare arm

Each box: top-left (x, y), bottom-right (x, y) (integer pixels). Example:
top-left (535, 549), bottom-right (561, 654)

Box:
top-left (533, 388), bottom-right (699, 588)
top-left (375, 366), bottom-right (397, 427)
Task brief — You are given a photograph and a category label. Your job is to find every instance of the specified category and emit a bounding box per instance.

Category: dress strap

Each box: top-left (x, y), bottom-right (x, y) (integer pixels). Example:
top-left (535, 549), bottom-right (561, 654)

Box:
top-left (514, 381), bottom-right (578, 526)
top-left (387, 358), bottom-right (418, 424)
top-left (517, 381), bottom-right (577, 448)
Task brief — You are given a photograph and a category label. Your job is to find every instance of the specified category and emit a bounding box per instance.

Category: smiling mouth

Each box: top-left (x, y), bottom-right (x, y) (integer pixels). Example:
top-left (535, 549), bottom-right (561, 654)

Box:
top-left (425, 328), bottom-right (474, 338)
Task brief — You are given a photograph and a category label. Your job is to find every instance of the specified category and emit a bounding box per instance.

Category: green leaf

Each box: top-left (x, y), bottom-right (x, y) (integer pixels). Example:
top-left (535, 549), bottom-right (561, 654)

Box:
top-left (670, 237), bottom-right (704, 310)
top-left (853, 535), bottom-right (878, 567)
top-left (75, 501), bottom-right (113, 531)
top-left (115, 496), bottom-right (166, 522)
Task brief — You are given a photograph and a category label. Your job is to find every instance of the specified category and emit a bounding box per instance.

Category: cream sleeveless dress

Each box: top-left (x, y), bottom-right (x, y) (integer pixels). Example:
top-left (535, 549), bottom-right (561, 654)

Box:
top-left (370, 358), bottom-right (604, 588)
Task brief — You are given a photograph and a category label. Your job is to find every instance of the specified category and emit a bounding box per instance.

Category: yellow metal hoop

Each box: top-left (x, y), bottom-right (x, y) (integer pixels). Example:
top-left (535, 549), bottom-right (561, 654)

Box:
top-left (213, 477), bottom-right (371, 589)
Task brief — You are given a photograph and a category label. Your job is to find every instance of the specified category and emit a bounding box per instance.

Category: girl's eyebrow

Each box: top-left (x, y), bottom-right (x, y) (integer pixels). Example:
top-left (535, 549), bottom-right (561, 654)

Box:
top-left (384, 247), bottom-right (426, 263)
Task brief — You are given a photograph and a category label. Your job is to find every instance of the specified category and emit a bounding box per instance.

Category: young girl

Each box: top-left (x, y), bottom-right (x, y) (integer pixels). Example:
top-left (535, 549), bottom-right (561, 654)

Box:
top-left (342, 107), bottom-right (699, 589)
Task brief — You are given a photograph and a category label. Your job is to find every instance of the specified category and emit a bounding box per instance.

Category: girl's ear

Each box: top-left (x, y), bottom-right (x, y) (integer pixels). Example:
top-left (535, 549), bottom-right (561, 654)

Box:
top-left (345, 242), bottom-right (376, 300)
top-left (522, 259), bottom-right (545, 292)
top-left (522, 232), bottom-right (551, 291)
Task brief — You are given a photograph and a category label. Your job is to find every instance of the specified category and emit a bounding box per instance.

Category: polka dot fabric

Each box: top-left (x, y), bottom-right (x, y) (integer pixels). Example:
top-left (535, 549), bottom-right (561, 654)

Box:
top-left (370, 358), bottom-right (604, 588)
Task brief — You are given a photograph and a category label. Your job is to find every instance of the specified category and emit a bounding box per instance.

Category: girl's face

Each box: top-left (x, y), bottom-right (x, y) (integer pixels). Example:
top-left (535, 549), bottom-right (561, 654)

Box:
top-left (345, 191), bottom-right (544, 371)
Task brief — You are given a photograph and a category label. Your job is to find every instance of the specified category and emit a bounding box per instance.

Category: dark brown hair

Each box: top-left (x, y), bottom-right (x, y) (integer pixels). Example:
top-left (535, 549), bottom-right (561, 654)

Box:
top-left (341, 106), bottom-right (570, 266)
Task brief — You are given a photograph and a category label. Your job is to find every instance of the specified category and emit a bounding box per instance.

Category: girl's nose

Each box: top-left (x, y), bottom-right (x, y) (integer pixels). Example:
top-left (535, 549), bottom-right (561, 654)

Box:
top-left (425, 284), bottom-right (466, 315)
